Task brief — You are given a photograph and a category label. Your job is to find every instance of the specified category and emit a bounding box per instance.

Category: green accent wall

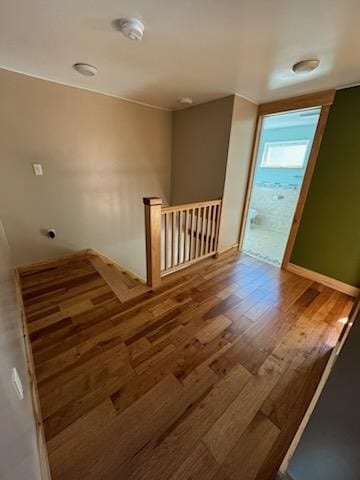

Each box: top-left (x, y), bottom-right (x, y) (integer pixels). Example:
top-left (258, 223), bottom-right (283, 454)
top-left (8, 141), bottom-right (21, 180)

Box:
top-left (291, 87), bottom-right (360, 287)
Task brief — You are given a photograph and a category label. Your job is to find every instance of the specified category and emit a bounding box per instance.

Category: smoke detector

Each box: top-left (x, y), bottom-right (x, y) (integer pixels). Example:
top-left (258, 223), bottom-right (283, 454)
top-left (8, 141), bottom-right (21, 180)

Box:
top-left (117, 17), bottom-right (145, 41)
top-left (177, 97), bottom-right (193, 106)
top-left (73, 63), bottom-right (97, 77)
top-left (292, 59), bottom-right (320, 74)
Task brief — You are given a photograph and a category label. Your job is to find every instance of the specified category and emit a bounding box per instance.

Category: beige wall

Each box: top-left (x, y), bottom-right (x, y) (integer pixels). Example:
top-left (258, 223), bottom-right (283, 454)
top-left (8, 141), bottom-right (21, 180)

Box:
top-left (0, 218), bottom-right (41, 480)
top-left (171, 96), bottom-right (234, 204)
top-left (218, 95), bottom-right (258, 251)
top-left (0, 69), bottom-right (172, 278)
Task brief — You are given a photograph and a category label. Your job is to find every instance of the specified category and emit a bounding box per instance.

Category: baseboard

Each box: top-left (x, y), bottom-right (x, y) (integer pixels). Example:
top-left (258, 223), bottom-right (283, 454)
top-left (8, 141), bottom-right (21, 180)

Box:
top-left (88, 248), bottom-right (147, 284)
top-left (17, 249), bottom-right (92, 274)
top-left (13, 270), bottom-right (52, 480)
top-left (216, 244), bottom-right (239, 257)
top-left (287, 263), bottom-right (359, 297)
top-left (16, 248), bottom-right (147, 284)
top-left (278, 340), bottom-right (339, 476)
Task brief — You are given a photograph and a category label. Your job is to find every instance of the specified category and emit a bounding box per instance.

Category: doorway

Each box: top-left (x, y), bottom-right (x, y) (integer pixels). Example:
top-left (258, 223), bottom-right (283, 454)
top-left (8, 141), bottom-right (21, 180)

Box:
top-left (242, 107), bottom-right (321, 267)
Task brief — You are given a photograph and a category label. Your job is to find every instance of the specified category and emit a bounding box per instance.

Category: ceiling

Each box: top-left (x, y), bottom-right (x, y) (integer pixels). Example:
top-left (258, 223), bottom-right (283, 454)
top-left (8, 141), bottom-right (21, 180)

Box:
top-left (1, 0), bottom-right (360, 110)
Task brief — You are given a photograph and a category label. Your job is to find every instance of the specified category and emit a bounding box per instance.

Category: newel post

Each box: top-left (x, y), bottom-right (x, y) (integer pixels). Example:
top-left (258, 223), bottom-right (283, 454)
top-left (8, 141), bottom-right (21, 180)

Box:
top-left (143, 197), bottom-right (162, 289)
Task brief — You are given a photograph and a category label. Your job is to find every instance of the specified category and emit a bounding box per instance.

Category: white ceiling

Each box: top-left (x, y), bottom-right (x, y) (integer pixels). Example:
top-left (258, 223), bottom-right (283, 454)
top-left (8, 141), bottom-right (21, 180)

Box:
top-left (1, 0), bottom-right (360, 110)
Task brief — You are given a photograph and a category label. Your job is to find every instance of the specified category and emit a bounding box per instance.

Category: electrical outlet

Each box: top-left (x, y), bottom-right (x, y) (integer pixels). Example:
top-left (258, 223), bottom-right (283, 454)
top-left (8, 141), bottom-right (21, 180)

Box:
top-left (12, 368), bottom-right (24, 400)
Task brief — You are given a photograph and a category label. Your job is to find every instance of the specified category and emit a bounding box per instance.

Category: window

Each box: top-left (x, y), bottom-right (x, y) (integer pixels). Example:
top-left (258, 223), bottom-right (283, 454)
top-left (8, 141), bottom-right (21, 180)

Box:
top-left (261, 140), bottom-right (309, 168)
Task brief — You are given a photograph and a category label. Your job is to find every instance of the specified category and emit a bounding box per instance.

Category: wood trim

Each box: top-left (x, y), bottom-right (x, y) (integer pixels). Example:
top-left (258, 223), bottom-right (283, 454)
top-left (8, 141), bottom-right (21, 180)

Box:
top-left (161, 248), bottom-right (238, 283)
top-left (213, 202), bottom-right (222, 252)
top-left (160, 251), bottom-right (216, 276)
top-left (205, 205), bottom-right (211, 255)
top-left (17, 249), bottom-right (92, 274)
top-left (238, 115), bottom-right (263, 250)
top-left (335, 298), bottom-right (360, 355)
top-left (209, 205), bottom-right (215, 254)
top-left (279, 298), bottom-right (358, 475)
top-left (238, 93), bottom-right (333, 268)
top-left (143, 197), bottom-right (163, 206)
top-left (88, 255), bottom-right (136, 302)
top-left (13, 270), bottom-right (52, 480)
top-left (279, 342), bottom-right (339, 475)
top-left (88, 248), bottom-right (146, 283)
top-left (177, 210), bottom-right (182, 264)
top-left (281, 105), bottom-right (331, 269)
top-left (143, 197), bottom-right (162, 289)
top-left (172, 211), bottom-right (176, 266)
top-left (258, 89), bottom-right (335, 116)
top-left (161, 199), bottom-right (221, 213)
top-left (189, 208), bottom-right (195, 260)
top-left (160, 200), bottom-right (222, 277)
top-left (86, 250), bottom-right (150, 301)
top-left (216, 244), bottom-right (239, 257)
top-left (184, 210), bottom-right (189, 261)
top-left (286, 262), bottom-right (360, 297)
top-left (164, 212), bottom-right (169, 270)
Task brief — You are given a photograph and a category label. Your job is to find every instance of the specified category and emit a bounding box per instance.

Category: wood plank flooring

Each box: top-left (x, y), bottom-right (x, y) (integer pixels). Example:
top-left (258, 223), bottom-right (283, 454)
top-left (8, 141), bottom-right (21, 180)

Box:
top-left (19, 251), bottom-right (353, 480)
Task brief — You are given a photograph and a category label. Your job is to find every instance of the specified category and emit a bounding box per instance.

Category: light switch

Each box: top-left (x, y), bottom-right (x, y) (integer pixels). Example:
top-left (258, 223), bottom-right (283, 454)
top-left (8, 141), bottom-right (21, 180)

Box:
top-left (32, 163), bottom-right (43, 176)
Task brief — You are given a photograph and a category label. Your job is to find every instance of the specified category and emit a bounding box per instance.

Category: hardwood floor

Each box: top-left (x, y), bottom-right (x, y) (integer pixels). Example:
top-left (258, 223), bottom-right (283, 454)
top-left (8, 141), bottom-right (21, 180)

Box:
top-left (18, 250), bottom-right (353, 480)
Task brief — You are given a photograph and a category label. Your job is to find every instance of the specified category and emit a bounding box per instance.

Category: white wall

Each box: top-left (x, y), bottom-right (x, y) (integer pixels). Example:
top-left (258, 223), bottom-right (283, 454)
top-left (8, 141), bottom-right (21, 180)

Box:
top-left (0, 218), bottom-right (41, 480)
top-left (218, 95), bottom-right (258, 251)
top-left (0, 68), bottom-right (172, 278)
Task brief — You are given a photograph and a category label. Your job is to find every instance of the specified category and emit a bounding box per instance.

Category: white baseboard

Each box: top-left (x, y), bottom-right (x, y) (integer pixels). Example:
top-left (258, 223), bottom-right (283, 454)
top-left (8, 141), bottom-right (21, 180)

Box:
top-left (286, 263), bottom-right (359, 297)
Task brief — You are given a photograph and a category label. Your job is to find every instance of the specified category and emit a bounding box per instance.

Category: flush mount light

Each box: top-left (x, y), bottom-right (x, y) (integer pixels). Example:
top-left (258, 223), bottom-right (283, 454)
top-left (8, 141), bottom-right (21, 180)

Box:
top-left (116, 17), bottom-right (145, 41)
top-left (292, 59), bottom-right (320, 74)
top-left (177, 97), bottom-right (193, 106)
top-left (73, 63), bottom-right (98, 77)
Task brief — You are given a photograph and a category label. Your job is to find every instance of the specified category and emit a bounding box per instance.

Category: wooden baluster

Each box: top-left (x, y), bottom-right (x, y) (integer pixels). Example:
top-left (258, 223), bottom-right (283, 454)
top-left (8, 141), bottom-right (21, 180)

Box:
top-left (190, 208), bottom-right (195, 260)
top-left (198, 207), bottom-right (203, 257)
top-left (194, 207), bottom-right (200, 259)
top-left (164, 212), bottom-right (168, 270)
top-left (210, 205), bottom-right (217, 252)
top-left (184, 209), bottom-right (189, 262)
top-left (213, 204), bottom-right (219, 252)
top-left (161, 214), bottom-right (164, 271)
top-left (211, 205), bottom-right (216, 252)
top-left (143, 197), bottom-right (162, 289)
top-left (209, 206), bottom-right (212, 252)
top-left (205, 205), bottom-right (211, 254)
top-left (205, 205), bottom-right (210, 255)
top-left (204, 208), bottom-right (208, 255)
top-left (172, 211), bottom-right (176, 267)
top-left (178, 210), bottom-right (182, 265)
top-left (200, 206), bottom-right (206, 257)
top-left (144, 200), bottom-right (222, 279)
top-left (214, 202), bottom-right (222, 253)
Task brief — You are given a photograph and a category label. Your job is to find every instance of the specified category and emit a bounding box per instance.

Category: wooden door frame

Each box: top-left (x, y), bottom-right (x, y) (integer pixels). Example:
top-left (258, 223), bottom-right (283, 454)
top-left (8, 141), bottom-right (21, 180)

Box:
top-left (238, 89), bottom-right (335, 270)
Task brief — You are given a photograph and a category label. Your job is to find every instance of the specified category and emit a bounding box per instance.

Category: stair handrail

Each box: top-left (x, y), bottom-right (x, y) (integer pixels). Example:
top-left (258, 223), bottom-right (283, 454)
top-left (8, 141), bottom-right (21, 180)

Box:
top-left (143, 197), bottom-right (222, 289)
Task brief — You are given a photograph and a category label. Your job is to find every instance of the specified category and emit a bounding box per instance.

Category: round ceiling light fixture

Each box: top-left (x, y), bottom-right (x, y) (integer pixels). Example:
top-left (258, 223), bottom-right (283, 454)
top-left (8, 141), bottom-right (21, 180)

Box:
top-left (177, 97), bottom-right (193, 106)
top-left (116, 17), bottom-right (145, 41)
top-left (73, 63), bottom-right (98, 77)
top-left (292, 59), bottom-right (320, 74)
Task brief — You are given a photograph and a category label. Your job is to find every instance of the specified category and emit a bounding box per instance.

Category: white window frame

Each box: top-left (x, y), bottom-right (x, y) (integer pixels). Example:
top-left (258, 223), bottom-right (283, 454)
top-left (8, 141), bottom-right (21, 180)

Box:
top-left (261, 140), bottom-right (309, 169)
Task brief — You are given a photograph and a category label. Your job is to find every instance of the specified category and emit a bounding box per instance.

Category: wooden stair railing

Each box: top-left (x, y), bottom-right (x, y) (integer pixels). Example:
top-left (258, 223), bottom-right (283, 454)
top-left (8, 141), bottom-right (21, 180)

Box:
top-left (143, 197), bottom-right (222, 289)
